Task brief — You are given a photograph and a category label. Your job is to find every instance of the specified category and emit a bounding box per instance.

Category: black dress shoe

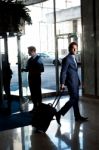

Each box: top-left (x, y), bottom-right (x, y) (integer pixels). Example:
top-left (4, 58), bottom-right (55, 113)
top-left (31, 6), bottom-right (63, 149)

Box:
top-left (56, 112), bottom-right (61, 126)
top-left (75, 116), bottom-right (88, 122)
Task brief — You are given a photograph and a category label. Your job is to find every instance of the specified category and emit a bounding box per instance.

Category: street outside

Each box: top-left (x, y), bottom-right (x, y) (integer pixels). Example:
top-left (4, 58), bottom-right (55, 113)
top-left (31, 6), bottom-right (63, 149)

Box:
top-left (10, 65), bottom-right (81, 92)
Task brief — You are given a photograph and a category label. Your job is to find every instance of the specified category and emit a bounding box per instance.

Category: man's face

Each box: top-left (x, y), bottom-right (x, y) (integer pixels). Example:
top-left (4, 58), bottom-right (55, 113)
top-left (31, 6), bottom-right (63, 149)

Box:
top-left (70, 44), bottom-right (78, 55)
top-left (28, 49), bottom-right (35, 56)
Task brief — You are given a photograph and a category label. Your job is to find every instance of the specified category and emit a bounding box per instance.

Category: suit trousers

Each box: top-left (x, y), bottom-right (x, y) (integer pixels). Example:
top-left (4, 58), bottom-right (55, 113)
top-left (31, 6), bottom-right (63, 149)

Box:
top-left (59, 85), bottom-right (80, 119)
top-left (29, 75), bottom-right (42, 107)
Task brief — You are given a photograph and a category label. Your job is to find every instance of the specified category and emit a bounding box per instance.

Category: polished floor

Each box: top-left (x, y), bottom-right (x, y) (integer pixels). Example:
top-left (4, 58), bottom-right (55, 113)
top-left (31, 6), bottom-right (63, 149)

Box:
top-left (0, 95), bottom-right (99, 150)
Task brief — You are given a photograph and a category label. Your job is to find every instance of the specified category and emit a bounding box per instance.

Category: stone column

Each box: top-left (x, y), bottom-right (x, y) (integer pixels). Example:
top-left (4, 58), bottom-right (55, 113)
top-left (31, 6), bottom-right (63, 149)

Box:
top-left (81, 0), bottom-right (99, 98)
top-left (95, 0), bottom-right (99, 96)
top-left (0, 45), bottom-right (3, 107)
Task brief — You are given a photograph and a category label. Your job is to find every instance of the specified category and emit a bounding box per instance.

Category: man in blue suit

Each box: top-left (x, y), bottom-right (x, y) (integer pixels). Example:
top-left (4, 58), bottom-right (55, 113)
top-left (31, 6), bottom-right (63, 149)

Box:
top-left (56, 42), bottom-right (88, 125)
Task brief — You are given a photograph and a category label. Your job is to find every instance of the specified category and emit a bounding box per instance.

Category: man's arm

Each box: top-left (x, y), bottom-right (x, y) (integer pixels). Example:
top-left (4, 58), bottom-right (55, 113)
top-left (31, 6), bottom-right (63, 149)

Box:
top-left (38, 57), bottom-right (44, 73)
top-left (60, 57), bottom-right (69, 85)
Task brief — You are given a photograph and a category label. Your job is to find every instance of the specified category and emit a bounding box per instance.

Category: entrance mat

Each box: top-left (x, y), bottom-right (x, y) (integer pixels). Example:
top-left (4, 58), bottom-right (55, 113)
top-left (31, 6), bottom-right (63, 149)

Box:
top-left (0, 111), bottom-right (32, 131)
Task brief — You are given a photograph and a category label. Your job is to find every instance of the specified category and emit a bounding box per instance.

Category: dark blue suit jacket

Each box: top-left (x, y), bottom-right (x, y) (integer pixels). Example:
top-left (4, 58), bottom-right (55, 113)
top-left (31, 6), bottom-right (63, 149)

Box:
top-left (60, 54), bottom-right (80, 90)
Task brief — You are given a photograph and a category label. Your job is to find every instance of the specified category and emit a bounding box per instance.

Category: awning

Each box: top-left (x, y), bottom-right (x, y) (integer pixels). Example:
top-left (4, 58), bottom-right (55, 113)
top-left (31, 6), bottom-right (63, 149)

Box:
top-left (18, 0), bottom-right (48, 5)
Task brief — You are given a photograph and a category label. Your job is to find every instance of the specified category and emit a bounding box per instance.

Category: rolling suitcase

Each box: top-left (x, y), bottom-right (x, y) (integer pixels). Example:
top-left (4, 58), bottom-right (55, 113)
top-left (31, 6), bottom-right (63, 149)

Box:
top-left (31, 92), bottom-right (62, 132)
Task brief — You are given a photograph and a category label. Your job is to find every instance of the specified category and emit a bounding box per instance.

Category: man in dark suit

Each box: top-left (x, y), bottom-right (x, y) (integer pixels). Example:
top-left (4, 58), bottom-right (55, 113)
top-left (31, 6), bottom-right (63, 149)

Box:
top-left (2, 54), bottom-right (13, 115)
top-left (56, 42), bottom-right (88, 125)
top-left (22, 46), bottom-right (44, 110)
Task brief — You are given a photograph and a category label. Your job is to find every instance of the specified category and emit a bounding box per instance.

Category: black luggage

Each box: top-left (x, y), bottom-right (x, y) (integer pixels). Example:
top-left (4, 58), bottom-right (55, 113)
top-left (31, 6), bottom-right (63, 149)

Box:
top-left (31, 93), bottom-right (61, 132)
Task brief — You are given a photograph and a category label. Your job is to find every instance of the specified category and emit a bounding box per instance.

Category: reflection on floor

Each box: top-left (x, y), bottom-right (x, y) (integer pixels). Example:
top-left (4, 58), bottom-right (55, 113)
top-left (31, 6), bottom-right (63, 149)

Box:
top-left (0, 95), bottom-right (99, 150)
top-left (11, 88), bottom-right (56, 96)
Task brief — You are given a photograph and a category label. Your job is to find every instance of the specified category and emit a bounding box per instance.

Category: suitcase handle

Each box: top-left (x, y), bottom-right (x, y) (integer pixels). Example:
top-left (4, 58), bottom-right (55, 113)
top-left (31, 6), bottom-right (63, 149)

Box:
top-left (52, 91), bottom-right (63, 108)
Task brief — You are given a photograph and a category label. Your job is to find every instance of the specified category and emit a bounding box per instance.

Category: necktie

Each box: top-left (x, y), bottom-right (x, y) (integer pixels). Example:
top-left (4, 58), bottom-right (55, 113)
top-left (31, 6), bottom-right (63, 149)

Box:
top-left (73, 56), bottom-right (77, 67)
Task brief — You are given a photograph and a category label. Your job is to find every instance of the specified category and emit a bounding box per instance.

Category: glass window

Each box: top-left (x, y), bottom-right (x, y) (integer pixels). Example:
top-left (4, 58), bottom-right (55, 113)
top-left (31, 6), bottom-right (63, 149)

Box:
top-left (0, 0), bottom-right (81, 98)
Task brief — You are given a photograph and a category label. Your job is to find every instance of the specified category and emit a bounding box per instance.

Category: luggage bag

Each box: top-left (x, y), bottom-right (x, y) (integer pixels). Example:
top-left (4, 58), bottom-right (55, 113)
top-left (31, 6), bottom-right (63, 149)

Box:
top-left (31, 92), bottom-right (62, 132)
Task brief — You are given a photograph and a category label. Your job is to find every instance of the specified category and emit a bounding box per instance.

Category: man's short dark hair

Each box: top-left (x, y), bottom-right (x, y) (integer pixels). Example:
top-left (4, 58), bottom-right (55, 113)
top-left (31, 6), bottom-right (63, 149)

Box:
top-left (28, 46), bottom-right (36, 52)
top-left (68, 42), bottom-right (78, 52)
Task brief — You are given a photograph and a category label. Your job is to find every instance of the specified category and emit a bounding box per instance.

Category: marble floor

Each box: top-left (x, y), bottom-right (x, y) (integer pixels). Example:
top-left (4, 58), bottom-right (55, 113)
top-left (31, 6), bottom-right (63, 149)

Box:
top-left (0, 95), bottom-right (99, 150)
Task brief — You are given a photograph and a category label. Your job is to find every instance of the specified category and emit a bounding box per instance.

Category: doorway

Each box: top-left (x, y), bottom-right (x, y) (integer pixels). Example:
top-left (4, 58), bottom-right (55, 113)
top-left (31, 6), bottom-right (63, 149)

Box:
top-left (56, 33), bottom-right (82, 93)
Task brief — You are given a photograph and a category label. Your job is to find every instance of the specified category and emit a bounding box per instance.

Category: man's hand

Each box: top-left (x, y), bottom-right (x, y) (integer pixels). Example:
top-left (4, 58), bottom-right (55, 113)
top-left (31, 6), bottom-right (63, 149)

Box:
top-left (60, 84), bottom-right (65, 91)
top-left (21, 68), bottom-right (27, 72)
top-left (21, 68), bottom-right (24, 72)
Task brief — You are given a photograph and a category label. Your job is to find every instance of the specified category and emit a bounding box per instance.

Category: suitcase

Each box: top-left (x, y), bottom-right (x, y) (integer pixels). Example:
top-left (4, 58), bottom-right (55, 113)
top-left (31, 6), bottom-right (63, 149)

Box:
top-left (31, 92), bottom-right (62, 132)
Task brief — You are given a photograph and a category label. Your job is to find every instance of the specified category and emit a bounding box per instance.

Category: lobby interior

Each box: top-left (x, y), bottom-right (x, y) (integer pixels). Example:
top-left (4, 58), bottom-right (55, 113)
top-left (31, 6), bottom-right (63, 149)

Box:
top-left (0, 94), bottom-right (99, 150)
top-left (0, 0), bottom-right (99, 150)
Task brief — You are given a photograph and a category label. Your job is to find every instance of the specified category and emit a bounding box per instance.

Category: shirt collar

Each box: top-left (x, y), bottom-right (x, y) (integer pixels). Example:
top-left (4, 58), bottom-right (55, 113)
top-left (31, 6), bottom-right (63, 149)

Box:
top-left (71, 54), bottom-right (75, 59)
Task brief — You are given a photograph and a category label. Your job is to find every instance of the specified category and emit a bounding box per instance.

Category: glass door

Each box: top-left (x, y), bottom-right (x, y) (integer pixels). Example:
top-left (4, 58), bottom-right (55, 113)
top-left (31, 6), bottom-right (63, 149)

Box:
top-left (7, 36), bottom-right (29, 111)
top-left (20, 0), bottom-right (57, 96)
